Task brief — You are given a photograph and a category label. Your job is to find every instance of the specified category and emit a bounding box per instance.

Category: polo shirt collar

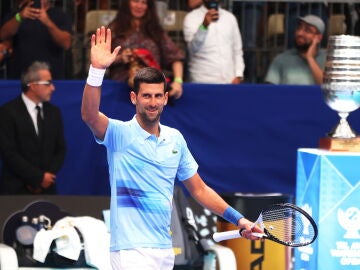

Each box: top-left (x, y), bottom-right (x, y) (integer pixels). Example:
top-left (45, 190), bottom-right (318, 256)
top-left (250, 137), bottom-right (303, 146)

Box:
top-left (131, 115), bottom-right (168, 142)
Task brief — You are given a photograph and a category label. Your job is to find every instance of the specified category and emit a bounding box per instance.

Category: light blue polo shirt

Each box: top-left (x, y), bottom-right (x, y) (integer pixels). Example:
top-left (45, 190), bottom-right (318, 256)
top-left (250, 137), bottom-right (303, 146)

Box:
top-left (96, 116), bottom-right (198, 251)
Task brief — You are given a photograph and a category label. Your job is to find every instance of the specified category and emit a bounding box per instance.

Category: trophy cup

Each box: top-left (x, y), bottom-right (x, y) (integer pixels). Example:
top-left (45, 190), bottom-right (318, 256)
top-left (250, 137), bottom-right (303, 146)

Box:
top-left (320, 35), bottom-right (360, 151)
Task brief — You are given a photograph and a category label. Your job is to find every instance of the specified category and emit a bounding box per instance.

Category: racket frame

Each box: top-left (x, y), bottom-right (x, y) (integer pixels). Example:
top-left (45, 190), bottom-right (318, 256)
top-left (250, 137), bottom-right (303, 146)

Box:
top-left (213, 203), bottom-right (318, 247)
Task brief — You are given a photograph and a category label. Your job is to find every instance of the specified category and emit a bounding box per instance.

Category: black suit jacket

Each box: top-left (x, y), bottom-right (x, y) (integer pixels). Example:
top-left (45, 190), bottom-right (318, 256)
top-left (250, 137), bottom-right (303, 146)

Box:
top-left (0, 96), bottom-right (66, 194)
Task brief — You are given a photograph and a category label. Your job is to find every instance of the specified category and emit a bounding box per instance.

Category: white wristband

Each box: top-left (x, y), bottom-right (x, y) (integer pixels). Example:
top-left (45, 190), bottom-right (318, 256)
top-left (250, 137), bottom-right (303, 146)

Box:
top-left (86, 65), bottom-right (106, 87)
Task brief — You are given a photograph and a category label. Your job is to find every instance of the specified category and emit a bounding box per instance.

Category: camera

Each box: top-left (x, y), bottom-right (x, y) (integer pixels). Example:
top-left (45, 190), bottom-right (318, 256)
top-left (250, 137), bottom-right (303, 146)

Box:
top-left (32, 0), bottom-right (41, 9)
top-left (207, 0), bottom-right (218, 11)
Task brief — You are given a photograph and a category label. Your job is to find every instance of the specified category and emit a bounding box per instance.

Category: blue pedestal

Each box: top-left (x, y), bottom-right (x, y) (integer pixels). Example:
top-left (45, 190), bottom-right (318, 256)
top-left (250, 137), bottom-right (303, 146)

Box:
top-left (295, 148), bottom-right (360, 270)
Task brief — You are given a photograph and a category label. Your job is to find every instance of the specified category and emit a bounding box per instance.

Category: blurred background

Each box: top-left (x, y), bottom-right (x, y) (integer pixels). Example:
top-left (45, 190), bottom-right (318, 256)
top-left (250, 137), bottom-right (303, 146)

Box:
top-left (1, 0), bottom-right (358, 83)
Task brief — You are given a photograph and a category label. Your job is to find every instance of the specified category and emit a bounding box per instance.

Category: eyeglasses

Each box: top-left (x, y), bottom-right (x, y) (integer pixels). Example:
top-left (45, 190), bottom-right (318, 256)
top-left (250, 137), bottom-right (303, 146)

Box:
top-left (27, 80), bottom-right (54, 86)
top-left (296, 22), bottom-right (319, 35)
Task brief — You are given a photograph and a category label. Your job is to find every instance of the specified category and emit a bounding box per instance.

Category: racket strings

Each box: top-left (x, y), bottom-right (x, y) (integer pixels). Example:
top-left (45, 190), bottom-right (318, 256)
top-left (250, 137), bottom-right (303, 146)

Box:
top-left (259, 207), bottom-right (316, 246)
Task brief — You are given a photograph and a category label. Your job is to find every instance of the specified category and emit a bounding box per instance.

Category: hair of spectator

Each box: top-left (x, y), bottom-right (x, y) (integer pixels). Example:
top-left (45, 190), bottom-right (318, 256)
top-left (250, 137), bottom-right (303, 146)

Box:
top-left (21, 61), bottom-right (50, 92)
top-left (109, 0), bottom-right (164, 46)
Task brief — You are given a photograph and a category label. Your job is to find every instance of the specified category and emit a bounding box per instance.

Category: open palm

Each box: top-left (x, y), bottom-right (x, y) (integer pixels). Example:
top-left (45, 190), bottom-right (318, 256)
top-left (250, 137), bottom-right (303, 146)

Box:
top-left (90, 27), bottom-right (121, 69)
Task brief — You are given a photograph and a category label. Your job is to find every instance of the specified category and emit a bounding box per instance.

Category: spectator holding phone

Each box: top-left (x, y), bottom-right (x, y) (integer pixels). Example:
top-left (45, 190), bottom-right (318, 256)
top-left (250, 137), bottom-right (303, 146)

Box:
top-left (0, 0), bottom-right (72, 79)
top-left (183, 0), bottom-right (245, 83)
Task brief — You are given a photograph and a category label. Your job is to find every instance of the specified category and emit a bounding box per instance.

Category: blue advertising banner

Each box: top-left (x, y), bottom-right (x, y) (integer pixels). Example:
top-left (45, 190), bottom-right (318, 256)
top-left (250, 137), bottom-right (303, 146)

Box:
top-left (295, 148), bottom-right (360, 269)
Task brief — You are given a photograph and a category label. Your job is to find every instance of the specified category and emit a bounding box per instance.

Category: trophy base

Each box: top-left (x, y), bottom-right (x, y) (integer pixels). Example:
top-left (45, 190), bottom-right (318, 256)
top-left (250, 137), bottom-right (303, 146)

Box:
top-left (319, 137), bottom-right (360, 152)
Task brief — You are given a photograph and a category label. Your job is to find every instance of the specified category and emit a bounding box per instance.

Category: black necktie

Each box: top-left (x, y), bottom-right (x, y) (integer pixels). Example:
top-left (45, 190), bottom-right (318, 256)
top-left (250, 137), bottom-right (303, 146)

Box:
top-left (36, 105), bottom-right (43, 139)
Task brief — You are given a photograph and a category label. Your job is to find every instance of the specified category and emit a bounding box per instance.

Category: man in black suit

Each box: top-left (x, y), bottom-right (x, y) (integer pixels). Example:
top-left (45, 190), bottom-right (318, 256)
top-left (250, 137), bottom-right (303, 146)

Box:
top-left (0, 61), bottom-right (66, 194)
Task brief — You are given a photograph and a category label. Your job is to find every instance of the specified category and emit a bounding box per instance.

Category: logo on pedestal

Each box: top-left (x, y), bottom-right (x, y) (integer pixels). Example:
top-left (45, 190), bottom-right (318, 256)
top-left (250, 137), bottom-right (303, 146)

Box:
top-left (338, 207), bottom-right (360, 239)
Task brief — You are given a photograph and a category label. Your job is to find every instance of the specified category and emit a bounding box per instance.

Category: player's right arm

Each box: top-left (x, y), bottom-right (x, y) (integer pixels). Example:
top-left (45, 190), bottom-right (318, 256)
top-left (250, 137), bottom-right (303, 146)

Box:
top-left (81, 27), bottom-right (120, 140)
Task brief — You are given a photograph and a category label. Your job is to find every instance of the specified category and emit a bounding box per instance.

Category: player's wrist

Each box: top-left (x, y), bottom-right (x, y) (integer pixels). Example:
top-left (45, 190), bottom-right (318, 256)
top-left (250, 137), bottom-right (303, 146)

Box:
top-left (223, 206), bottom-right (244, 226)
top-left (86, 65), bottom-right (106, 87)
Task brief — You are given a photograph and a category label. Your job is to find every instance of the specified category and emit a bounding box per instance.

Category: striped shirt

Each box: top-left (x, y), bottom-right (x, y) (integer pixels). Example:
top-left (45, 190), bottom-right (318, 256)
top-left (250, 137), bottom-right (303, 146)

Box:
top-left (96, 116), bottom-right (198, 251)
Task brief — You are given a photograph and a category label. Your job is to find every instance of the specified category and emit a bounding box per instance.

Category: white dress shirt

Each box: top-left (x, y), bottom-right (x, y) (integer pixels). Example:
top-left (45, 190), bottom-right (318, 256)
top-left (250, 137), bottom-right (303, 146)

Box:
top-left (21, 93), bottom-right (42, 135)
top-left (183, 5), bottom-right (245, 83)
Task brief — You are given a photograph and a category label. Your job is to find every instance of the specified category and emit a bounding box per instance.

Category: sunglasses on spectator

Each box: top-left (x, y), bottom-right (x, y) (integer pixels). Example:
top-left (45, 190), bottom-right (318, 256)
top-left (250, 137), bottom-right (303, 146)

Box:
top-left (27, 80), bottom-right (54, 86)
top-left (296, 22), bottom-right (319, 35)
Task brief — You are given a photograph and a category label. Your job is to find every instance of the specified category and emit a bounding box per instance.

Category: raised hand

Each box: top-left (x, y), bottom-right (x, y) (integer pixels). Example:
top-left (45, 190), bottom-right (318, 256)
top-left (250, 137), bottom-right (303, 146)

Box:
top-left (18, 1), bottom-right (41, 20)
top-left (90, 26), bottom-right (121, 69)
top-left (304, 36), bottom-right (320, 60)
top-left (203, 9), bottom-right (219, 27)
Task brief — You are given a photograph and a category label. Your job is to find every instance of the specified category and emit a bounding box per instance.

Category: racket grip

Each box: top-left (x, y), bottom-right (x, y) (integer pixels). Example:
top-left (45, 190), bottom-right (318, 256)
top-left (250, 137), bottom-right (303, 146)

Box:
top-left (213, 230), bottom-right (241, 242)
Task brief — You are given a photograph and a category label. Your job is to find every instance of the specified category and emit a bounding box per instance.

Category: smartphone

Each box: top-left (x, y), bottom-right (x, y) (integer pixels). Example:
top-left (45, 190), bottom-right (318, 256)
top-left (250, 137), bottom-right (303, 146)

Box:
top-left (32, 0), bottom-right (41, 9)
top-left (208, 1), bottom-right (218, 11)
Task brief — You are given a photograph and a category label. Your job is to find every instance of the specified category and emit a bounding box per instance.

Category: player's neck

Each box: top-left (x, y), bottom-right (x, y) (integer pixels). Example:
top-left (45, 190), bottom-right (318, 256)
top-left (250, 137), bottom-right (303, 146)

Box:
top-left (143, 125), bottom-right (160, 137)
top-left (136, 115), bottom-right (160, 137)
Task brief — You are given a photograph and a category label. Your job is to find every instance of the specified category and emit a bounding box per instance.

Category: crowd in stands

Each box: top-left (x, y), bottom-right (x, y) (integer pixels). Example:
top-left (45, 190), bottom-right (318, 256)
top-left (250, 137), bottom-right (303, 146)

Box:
top-left (0, 0), bottom-right (360, 85)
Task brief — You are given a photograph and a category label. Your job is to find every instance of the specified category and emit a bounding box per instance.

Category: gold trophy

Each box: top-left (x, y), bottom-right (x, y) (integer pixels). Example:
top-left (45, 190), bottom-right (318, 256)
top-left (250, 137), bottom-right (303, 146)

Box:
top-left (320, 35), bottom-right (360, 151)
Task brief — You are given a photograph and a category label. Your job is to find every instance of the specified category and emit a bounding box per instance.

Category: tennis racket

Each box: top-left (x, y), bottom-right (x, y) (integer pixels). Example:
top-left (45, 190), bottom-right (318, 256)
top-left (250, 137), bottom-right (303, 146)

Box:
top-left (213, 203), bottom-right (318, 247)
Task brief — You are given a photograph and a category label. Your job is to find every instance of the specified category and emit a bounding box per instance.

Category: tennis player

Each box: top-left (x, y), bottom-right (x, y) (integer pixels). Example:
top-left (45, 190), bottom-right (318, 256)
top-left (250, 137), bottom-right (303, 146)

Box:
top-left (81, 26), bottom-right (262, 270)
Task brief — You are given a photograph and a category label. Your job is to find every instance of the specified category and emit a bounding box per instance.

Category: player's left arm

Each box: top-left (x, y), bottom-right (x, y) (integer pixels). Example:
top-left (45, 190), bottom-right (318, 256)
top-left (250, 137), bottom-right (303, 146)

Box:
top-left (182, 173), bottom-right (262, 238)
top-left (182, 173), bottom-right (229, 217)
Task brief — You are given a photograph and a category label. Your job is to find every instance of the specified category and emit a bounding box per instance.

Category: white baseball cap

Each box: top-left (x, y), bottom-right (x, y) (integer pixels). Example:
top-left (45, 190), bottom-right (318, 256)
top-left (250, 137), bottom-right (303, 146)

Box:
top-left (298, 15), bottom-right (325, 34)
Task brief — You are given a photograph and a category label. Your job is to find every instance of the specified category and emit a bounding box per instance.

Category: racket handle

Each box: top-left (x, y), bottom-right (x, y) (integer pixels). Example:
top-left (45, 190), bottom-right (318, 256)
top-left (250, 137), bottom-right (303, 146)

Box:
top-left (213, 231), bottom-right (266, 242)
top-left (213, 230), bottom-right (241, 242)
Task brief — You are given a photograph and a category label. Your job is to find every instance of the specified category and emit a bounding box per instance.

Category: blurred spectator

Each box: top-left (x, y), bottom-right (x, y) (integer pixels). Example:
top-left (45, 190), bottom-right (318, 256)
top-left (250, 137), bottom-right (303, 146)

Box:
top-left (0, 61), bottom-right (66, 195)
top-left (0, 0), bottom-right (72, 79)
top-left (286, 2), bottom-right (328, 48)
top-left (183, 0), bottom-right (245, 84)
top-left (108, 0), bottom-right (185, 100)
top-left (264, 15), bottom-right (326, 85)
top-left (187, 0), bottom-right (202, 10)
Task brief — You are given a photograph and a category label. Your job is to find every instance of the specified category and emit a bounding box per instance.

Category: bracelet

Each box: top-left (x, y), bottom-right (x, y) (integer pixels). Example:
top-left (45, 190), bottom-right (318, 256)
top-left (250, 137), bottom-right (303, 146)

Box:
top-left (15, 13), bottom-right (22, 23)
top-left (223, 206), bottom-right (244, 226)
top-left (86, 65), bottom-right (106, 87)
top-left (174, 77), bottom-right (183, 84)
top-left (199, 24), bottom-right (208, 31)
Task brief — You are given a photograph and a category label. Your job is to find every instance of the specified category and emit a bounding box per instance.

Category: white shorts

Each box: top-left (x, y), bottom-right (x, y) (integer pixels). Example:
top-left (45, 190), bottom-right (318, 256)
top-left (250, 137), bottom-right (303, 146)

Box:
top-left (110, 248), bottom-right (175, 270)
